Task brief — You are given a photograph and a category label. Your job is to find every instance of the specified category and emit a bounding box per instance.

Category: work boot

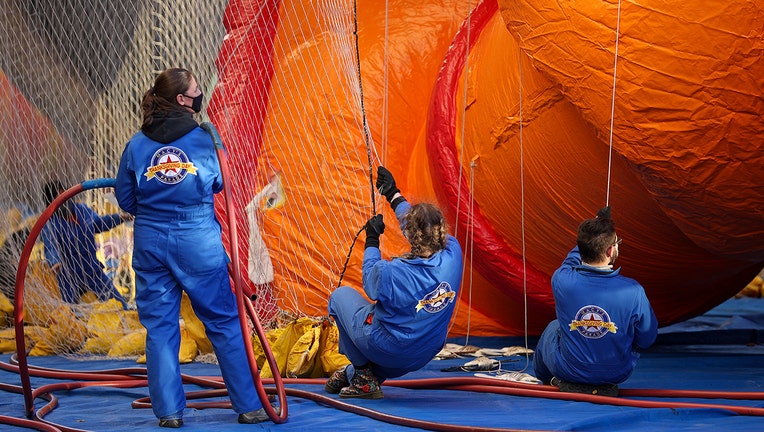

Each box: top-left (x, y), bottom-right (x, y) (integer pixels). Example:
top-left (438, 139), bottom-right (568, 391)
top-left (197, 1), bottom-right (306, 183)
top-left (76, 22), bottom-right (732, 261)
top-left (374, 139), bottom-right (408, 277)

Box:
top-left (325, 365), bottom-right (350, 394)
top-left (158, 418), bottom-right (183, 428)
top-left (554, 377), bottom-right (619, 397)
top-left (339, 365), bottom-right (383, 399)
top-left (238, 407), bottom-right (269, 424)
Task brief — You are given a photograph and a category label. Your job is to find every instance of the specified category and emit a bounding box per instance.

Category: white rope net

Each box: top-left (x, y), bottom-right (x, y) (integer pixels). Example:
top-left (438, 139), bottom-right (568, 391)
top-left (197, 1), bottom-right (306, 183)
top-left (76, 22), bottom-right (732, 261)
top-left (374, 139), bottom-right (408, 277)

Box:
top-left (0, 0), bottom-right (374, 360)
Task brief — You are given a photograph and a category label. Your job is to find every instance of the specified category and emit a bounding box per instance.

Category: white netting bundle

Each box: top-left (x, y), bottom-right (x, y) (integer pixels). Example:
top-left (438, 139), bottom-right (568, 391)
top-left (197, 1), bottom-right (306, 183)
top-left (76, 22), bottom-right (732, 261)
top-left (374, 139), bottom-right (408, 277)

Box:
top-left (0, 0), bottom-right (373, 364)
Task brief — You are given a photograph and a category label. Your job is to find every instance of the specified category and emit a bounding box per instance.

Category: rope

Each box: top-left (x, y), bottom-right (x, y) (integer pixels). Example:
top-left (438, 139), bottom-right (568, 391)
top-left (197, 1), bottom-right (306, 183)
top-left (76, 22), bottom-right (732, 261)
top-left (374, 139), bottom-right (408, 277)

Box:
top-left (382, 0), bottom-right (390, 165)
top-left (334, 0), bottom-right (378, 289)
top-left (351, 0), bottom-right (377, 215)
top-left (453, 0), bottom-right (473, 240)
top-left (517, 51), bottom-right (532, 372)
top-left (605, 0), bottom-right (624, 206)
top-left (446, 0), bottom-right (475, 340)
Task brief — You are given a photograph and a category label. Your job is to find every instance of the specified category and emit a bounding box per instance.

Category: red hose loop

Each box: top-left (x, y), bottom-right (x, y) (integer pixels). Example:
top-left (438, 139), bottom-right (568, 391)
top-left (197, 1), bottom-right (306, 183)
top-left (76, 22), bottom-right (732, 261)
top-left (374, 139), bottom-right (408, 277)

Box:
top-left (13, 182), bottom-right (88, 418)
top-left (202, 121), bottom-right (288, 423)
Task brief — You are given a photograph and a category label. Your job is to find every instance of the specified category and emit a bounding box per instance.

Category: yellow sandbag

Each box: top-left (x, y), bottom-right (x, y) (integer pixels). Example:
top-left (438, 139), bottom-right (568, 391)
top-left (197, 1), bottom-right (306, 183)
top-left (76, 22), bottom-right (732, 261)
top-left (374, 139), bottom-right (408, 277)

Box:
top-left (0, 337), bottom-right (15, 353)
top-left (0, 327), bottom-right (18, 353)
top-left (178, 322), bottom-right (198, 363)
top-left (87, 299), bottom-right (128, 338)
top-left (29, 334), bottom-right (55, 356)
top-left (0, 292), bottom-right (13, 328)
top-left (44, 307), bottom-right (88, 354)
top-left (123, 310), bottom-right (143, 333)
top-left (82, 301), bottom-right (143, 355)
top-left (318, 321), bottom-right (349, 375)
top-left (180, 292), bottom-right (213, 354)
top-left (23, 261), bottom-right (61, 327)
top-left (286, 325), bottom-right (321, 378)
top-left (110, 326), bottom-right (196, 362)
top-left (80, 336), bottom-right (113, 355)
top-left (17, 325), bottom-right (48, 354)
top-left (0, 291), bottom-right (13, 315)
top-left (250, 327), bottom-right (282, 370)
top-left (108, 328), bottom-right (146, 357)
top-left (260, 317), bottom-right (314, 378)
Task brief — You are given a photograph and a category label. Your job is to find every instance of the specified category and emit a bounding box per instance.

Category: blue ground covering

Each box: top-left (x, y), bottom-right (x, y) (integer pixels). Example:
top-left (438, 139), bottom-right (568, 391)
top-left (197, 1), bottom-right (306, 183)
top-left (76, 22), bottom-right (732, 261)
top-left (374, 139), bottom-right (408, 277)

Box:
top-left (1, 297), bottom-right (762, 431)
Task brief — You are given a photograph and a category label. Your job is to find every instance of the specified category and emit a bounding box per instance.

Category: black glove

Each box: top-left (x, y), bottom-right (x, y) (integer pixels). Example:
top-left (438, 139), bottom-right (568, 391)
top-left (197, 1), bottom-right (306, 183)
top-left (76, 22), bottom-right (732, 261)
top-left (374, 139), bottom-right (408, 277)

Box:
top-left (376, 166), bottom-right (400, 202)
top-left (596, 206), bottom-right (611, 219)
top-left (364, 214), bottom-right (385, 249)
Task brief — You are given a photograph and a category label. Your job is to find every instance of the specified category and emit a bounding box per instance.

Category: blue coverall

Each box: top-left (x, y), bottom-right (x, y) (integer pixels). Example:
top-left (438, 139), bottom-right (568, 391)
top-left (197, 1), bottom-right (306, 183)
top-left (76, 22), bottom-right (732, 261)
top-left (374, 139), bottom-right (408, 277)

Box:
top-left (115, 112), bottom-right (261, 420)
top-left (41, 202), bottom-right (129, 308)
top-left (533, 246), bottom-right (658, 385)
top-left (328, 200), bottom-right (463, 381)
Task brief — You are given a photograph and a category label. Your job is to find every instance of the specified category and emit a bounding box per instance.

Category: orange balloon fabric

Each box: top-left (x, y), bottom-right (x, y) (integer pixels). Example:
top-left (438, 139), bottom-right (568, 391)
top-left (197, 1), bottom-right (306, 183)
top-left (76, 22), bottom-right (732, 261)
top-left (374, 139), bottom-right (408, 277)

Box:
top-left (209, 0), bottom-right (764, 337)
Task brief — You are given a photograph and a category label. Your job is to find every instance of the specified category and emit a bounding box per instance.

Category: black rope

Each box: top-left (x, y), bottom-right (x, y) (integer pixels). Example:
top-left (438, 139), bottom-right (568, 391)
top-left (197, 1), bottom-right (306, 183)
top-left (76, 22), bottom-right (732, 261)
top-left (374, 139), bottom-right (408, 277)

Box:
top-left (336, 0), bottom-right (377, 288)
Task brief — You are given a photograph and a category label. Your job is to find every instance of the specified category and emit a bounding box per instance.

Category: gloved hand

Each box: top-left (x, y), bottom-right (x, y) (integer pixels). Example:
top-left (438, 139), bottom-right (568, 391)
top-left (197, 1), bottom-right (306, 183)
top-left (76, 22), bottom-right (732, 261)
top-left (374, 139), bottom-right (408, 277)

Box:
top-left (365, 214), bottom-right (385, 249)
top-left (596, 206), bottom-right (611, 219)
top-left (376, 166), bottom-right (400, 202)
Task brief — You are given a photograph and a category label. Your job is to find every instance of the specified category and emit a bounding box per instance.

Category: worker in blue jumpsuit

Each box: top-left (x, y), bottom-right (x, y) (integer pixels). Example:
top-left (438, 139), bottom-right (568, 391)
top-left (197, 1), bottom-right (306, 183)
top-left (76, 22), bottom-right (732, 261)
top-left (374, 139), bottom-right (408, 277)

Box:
top-left (41, 181), bottom-right (131, 310)
top-left (326, 166), bottom-right (463, 399)
top-left (115, 68), bottom-right (267, 428)
top-left (533, 207), bottom-right (658, 396)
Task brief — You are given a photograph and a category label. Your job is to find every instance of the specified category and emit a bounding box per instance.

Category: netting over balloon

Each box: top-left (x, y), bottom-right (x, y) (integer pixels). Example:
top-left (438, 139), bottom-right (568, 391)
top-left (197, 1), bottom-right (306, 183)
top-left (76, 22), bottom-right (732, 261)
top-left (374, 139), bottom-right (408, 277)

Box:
top-left (0, 0), bottom-right (762, 362)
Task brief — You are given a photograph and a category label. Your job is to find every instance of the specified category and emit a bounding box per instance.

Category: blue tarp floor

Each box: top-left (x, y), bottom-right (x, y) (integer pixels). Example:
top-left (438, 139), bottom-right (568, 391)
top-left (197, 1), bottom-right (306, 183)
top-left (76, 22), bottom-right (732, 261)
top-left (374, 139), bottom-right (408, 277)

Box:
top-left (1, 297), bottom-right (762, 431)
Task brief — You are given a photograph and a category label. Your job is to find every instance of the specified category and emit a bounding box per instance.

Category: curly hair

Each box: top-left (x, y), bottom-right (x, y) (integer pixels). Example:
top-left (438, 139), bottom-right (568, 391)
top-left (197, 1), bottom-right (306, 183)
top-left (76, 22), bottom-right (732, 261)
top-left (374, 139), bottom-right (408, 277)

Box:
top-left (401, 203), bottom-right (448, 259)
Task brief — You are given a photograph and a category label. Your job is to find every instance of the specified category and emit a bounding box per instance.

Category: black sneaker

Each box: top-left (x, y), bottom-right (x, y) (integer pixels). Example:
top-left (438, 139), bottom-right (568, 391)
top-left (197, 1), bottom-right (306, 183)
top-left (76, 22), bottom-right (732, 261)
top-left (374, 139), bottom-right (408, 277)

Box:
top-left (238, 408), bottom-right (269, 424)
top-left (557, 379), bottom-right (619, 397)
top-left (158, 418), bottom-right (183, 428)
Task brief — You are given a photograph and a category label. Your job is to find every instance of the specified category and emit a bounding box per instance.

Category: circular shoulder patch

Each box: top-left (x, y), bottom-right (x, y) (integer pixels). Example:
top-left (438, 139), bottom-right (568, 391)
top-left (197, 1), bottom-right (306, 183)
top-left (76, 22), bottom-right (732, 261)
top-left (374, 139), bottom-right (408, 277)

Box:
top-left (144, 146), bottom-right (198, 184)
top-left (568, 305), bottom-right (618, 339)
top-left (415, 281), bottom-right (456, 313)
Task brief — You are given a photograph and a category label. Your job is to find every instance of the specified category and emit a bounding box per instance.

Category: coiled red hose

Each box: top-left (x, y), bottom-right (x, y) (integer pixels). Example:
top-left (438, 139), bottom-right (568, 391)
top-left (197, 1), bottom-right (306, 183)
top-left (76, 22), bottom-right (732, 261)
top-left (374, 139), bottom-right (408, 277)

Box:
top-left (201, 121), bottom-right (289, 423)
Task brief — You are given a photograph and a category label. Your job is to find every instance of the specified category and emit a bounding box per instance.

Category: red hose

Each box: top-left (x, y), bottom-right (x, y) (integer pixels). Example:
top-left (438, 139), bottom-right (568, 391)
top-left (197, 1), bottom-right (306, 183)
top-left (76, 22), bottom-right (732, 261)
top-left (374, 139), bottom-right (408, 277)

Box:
top-left (12, 182), bottom-right (88, 418)
top-left (204, 121), bottom-right (288, 422)
top-left (4, 357), bottom-right (764, 431)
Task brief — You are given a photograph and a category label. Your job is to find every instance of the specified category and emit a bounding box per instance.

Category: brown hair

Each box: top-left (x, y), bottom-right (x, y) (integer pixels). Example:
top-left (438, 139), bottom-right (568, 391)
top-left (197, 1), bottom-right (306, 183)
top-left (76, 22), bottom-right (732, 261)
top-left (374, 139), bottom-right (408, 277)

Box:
top-left (401, 203), bottom-right (448, 259)
top-left (140, 67), bottom-right (194, 130)
top-left (576, 217), bottom-right (617, 263)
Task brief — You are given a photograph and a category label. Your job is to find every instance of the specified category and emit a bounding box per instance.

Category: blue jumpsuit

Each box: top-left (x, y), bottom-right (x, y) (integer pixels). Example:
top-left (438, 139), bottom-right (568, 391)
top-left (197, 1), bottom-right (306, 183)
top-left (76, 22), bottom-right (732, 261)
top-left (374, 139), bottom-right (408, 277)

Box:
top-left (328, 200), bottom-right (463, 381)
top-left (115, 112), bottom-right (261, 420)
top-left (41, 203), bottom-right (129, 308)
top-left (533, 247), bottom-right (658, 385)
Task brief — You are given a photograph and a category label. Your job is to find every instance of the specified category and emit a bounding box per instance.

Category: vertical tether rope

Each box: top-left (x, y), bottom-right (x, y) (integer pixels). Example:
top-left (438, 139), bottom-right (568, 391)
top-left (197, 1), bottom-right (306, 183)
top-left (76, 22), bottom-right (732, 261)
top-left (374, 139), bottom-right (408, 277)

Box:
top-left (446, 0), bottom-right (474, 340)
top-left (518, 50), bottom-right (532, 372)
top-left (382, 0), bottom-right (390, 165)
top-left (454, 0), bottom-right (472, 240)
top-left (605, 0), bottom-right (623, 206)
top-left (336, 0), bottom-right (377, 288)
top-left (351, 0), bottom-right (376, 215)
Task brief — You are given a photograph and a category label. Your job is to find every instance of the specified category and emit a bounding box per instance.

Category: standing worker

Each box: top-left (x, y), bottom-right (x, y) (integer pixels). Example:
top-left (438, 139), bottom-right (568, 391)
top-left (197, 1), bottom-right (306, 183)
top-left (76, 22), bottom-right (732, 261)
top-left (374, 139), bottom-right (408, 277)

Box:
top-left (115, 67), bottom-right (268, 427)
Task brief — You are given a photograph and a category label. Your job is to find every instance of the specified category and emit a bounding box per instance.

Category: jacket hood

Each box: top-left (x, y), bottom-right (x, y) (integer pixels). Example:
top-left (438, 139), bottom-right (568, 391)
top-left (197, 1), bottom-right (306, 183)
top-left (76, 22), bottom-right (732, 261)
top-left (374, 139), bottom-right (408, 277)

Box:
top-left (141, 111), bottom-right (198, 144)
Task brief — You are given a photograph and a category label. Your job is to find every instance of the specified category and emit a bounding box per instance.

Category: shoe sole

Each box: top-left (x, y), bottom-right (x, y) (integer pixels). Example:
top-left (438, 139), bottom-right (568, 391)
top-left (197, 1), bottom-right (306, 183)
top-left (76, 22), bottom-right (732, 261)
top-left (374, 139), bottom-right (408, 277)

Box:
top-left (158, 419), bottom-right (183, 428)
top-left (339, 390), bottom-right (383, 399)
top-left (558, 381), bottom-right (618, 397)
top-left (325, 383), bottom-right (342, 394)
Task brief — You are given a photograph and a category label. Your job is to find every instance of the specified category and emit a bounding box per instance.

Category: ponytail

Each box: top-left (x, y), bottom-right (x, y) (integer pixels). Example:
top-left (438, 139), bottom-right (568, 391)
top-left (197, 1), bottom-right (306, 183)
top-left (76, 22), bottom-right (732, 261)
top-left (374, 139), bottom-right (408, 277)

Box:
top-left (140, 68), bottom-right (194, 130)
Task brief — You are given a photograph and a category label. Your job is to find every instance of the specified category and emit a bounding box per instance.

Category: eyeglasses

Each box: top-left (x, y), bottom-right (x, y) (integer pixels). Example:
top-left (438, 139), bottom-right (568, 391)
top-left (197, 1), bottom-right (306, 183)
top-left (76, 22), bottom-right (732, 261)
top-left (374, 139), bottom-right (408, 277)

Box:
top-left (613, 237), bottom-right (623, 247)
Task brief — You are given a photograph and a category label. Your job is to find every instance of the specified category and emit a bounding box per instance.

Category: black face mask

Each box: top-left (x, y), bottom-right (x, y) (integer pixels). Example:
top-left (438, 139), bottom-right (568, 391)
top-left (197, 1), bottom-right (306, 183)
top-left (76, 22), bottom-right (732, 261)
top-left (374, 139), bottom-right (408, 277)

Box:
top-left (184, 91), bottom-right (204, 113)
